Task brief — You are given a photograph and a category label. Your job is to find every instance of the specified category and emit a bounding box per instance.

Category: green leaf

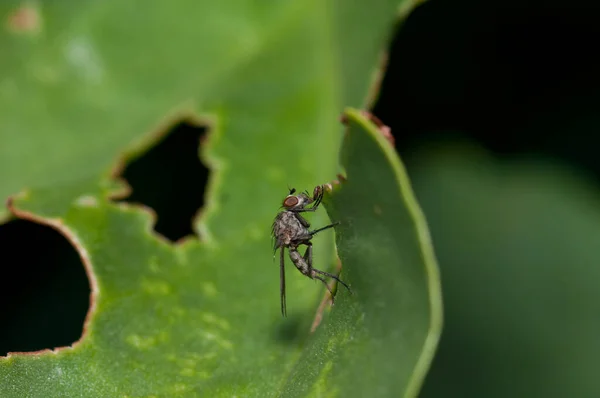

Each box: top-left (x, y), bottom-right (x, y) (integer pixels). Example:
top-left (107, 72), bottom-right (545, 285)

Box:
top-left (410, 147), bottom-right (600, 397)
top-left (0, 1), bottom-right (432, 397)
top-left (279, 109), bottom-right (442, 397)
top-left (0, 0), bottom-right (410, 220)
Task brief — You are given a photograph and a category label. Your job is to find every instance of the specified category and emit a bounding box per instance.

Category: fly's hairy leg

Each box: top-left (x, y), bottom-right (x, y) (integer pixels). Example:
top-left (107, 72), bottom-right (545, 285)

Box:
top-left (309, 222), bottom-right (340, 236)
top-left (301, 240), bottom-right (352, 293)
top-left (303, 242), bottom-right (312, 264)
top-left (293, 190), bottom-right (323, 213)
top-left (310, 189), bottom-right (323, 209)
top-left (291, 207), bottom-right (319, 214)
top-left (292, 222), bottom-right (340, 243)
top-left (303, 243), bottom-right (336, 304)
top-left (289, 246), bottom-right (311, 276)
top-left (313, 275), bottom-right (335, 304)
top-left (313, 268), bottom-right (352, 292)
top-left (280, 247), bottom-right (287, 317)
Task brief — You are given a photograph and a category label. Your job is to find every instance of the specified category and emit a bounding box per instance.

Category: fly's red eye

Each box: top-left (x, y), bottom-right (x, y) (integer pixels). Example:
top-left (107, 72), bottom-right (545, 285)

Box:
top-left (283, 196), bottom-right (299, 208)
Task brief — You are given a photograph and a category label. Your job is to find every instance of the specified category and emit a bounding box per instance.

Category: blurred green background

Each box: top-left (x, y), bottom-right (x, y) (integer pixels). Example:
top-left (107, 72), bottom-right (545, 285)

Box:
top-left (2, 0), bottom-right (600, 396)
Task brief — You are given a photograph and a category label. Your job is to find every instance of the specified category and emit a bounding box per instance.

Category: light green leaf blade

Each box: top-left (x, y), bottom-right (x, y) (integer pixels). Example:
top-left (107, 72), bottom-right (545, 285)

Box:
top-left (0, 0), bottom-right (413, 219)
top-left (0, 1), bottom-right (427, 396)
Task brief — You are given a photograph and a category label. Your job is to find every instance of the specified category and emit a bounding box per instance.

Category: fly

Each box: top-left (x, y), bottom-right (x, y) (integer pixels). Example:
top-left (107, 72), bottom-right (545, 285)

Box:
top-left (272, 185), bottom-right (351, 316)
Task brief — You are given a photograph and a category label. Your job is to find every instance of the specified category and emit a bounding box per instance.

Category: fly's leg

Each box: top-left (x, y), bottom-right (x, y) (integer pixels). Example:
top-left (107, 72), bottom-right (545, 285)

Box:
top-left (291, 223), bottom-right (340, 244)
top-left (291, 207), bottom-right (318, 214)
top-left (302, 243), bottom-right (336, 304)
top-left (309, 222), bottom-right (340, 236)
top-left (311, 186), bottom-right (324, 209)
top-left (313, 268), bottom-right (352, 293)
top-left (303, 242), bottom-right (312, 263)
top-left (292, 188), bottom-right (324, 213)
top-left (289, 247), bottom-right (311, 277)
top-left (292, 212), bottom-right (311, 228)
top-left (303, 243), bottom-right (352, 299)
top-left (313, 275), bottom-right (336, 305)
top-left (280, 247), bottom-right (287, 317)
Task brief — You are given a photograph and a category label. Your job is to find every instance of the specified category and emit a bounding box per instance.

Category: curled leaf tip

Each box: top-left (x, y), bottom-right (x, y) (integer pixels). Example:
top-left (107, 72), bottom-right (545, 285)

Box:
top-left (359, 111), bottom-right (395, 146)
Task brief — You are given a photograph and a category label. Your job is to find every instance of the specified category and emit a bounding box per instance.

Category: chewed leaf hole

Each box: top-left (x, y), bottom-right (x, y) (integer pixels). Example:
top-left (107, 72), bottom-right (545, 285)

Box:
top-left (115, 121), bottom-right (210, 242)
top-left (0, 219), bottom-right (90, 356)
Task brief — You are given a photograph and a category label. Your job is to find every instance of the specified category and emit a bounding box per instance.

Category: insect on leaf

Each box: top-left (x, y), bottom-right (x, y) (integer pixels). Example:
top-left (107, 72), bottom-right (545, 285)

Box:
top-left (279, 108), bottom-right (443, 397)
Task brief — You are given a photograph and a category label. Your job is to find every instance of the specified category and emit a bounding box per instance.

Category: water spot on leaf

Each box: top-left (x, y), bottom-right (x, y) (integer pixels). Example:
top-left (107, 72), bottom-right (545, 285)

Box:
top-left (179, 367), bottom-right (195, 377)
top-left (141, 278), bottom-right (171, 295)
top-left (0, 219), bottom-right (89, 356)
top-left (173, 384), bottom-right (189, 393)
top-left (201, 330), bottom-right (233, 350)
top-left (74, 195), bottom-right (98, 208)
top-left (125, 334), bottom-right (153, 350)
top-left (201, 312), bottom-right (231, 330)
top-left (64, 36), bottom-right (105, 83)
top-left (115, 121), bottom-right (210, 242)
top-left (126, 331), bottom-right (168, 350)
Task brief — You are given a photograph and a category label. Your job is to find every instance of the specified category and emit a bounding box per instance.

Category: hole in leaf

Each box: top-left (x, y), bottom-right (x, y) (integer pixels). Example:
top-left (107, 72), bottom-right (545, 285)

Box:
top-left (115, 122), bottom-right (210, 242)
top-left (0, 219), bottom-right (90, 356)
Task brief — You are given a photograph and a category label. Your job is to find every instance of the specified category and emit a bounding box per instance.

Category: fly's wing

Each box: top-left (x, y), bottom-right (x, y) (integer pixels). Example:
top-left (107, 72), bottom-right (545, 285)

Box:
top-left (271, 212), bottom-right (284, 252)
top-left (271, 233), bottom-right (278, 254)
top-left (280, 245), bottom-right (287, 316)
top-left (271, 212), bottom-right (287, 315)
top-left (272, 236), bottom-right (282, 252)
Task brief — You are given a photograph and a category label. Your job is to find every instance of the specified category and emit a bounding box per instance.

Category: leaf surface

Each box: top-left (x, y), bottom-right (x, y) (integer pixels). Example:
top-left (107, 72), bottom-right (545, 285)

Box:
top-left (0, 2), bottom-right (434, 397)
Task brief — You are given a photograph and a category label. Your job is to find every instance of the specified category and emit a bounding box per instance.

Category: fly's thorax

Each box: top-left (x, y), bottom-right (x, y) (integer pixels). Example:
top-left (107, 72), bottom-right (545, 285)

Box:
top-left (274, 211), bottom-right (310, 245)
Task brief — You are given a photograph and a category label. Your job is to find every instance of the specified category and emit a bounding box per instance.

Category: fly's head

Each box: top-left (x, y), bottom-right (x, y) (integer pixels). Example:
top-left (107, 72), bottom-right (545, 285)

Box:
top-left (282, 187), bottom-right (312, 211)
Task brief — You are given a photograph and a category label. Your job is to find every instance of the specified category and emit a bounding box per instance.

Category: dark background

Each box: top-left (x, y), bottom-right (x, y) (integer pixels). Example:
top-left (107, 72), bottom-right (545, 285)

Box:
top-left (2, 0), bottom-right (599, 396)
top-left (375, 0), bottom-right (600, 178)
